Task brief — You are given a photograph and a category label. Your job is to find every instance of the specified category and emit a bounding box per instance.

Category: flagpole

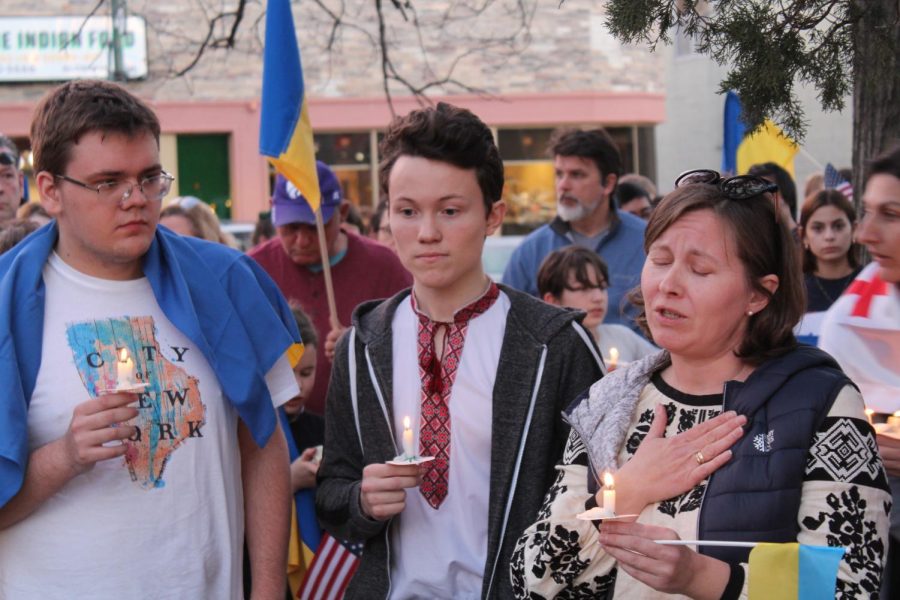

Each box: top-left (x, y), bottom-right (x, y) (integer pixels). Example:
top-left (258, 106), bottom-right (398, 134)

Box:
top-left (314, 207), bottom-right (341, 331)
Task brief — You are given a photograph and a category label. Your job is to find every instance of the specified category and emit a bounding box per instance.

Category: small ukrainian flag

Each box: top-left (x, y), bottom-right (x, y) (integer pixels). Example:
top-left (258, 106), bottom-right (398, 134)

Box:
top-left (748, 542), bottom-right (845, 599)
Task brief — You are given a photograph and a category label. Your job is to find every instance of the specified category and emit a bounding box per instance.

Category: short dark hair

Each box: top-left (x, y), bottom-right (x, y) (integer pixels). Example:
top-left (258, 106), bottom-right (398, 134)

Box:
top-left (379, 102), bottom-right (503, 215)
top-left (31, 80), bottom-right (160, 176)
top-left (252, 212), bottom-right (275, 246)
top-left (549, 128), bottom-right (622, 181)
top-left (0, 134), bottom-right (19, 164)
top-left (291, 306), bottom-right (318, 348)
top-left (629, 184), bottom-right (804, 364)
top-left (747, 162), bottom-right (797, 219)
top-left (615, 181), bottom-right (651, 208)
top-left (537, 245), bottom-right (609, 299)
top-left (799, 190), bottom-right (861, 273)
top-left (866, 143), bottom-right (900, 182)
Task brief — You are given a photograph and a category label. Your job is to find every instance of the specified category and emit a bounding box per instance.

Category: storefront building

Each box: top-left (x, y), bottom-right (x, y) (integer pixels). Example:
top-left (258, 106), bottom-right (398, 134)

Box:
top-left (0, 1), bottom-right (665, 228)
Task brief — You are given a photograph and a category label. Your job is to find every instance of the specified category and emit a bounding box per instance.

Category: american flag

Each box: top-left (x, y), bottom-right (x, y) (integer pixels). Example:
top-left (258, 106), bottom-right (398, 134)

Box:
top-left (297, 533), bottom-right (363, 600)
top-left (824, 163), bottom-right (853, 200)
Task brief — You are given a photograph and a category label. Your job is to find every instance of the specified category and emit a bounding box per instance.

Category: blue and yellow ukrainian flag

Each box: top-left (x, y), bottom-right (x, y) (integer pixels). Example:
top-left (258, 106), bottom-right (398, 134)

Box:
top-left (262, 1), bottom-right (321, 592)
top-left (260, 0), bottom-right (306, 366)
top-left (722, 91), bottom-right (799, 178)
top-left (260, 0), bottom-right (321, 212)
top-left (748, 543), bottom-right (844, 599)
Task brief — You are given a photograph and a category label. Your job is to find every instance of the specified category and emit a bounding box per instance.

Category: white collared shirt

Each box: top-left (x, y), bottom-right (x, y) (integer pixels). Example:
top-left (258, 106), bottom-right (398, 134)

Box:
top-left (388, 291), bottom-right (510, 599)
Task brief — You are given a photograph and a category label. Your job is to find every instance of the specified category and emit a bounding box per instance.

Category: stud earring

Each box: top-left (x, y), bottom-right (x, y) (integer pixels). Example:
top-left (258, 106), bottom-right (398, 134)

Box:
top-left (747, 310), bottom-right (754, 316)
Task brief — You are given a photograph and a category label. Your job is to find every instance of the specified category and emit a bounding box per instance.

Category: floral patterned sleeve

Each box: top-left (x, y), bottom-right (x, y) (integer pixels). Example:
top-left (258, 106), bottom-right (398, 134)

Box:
top-left (792, 384), bottom-right (892, 598)
top-left (510, 430), bottom-right (618, 599)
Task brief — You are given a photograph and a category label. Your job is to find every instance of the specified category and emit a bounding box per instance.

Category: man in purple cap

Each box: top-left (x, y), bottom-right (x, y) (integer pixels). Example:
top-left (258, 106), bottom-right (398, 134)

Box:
top-left (0, 134), bottom-right (25, 226)
top-left (250, 161), bottom-right (411, 416)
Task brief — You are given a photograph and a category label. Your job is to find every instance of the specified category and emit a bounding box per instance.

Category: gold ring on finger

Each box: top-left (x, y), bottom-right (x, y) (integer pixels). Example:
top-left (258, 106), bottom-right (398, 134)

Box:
top-left (695, 450), bottom-right (705, 465)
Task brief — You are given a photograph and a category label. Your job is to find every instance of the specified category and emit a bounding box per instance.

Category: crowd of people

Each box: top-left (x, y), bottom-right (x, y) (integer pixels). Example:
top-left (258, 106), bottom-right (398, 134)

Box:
top-left (0, 79), bottom-right (897, 600)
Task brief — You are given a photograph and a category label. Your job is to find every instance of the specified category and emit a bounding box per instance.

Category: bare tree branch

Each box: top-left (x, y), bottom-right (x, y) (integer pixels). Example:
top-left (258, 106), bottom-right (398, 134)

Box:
top-left (173, 0), bottom-right (250, 77)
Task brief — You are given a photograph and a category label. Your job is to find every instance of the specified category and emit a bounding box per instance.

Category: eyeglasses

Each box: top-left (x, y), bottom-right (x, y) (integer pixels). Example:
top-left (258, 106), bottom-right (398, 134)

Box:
top-left (675, 169), bottom-right (778, 200)
top-left (0, 152), bottom-right (16, 167)
top-left (55, 171), bottom-right (175, 204)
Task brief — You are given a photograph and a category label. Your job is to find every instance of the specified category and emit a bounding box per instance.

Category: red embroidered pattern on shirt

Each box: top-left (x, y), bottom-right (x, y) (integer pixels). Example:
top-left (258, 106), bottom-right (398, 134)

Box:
top-left (415, 283), bottom-right (499, 509)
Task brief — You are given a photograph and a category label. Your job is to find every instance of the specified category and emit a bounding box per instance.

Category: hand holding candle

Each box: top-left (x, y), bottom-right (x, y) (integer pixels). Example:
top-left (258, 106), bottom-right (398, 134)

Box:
top-left (388, 416), bottom-right (435, 466)
top-left (402, 416), bottom-right (416, 458)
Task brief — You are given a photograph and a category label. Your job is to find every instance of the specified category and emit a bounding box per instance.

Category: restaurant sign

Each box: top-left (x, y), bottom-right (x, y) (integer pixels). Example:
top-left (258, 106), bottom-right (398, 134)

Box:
top-left (0, 16), bottom-right (148, 82)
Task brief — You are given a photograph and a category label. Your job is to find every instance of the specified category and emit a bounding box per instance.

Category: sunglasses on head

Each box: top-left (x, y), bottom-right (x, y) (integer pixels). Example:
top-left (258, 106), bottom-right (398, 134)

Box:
top-left (675, 169), bottom-right (778, 200)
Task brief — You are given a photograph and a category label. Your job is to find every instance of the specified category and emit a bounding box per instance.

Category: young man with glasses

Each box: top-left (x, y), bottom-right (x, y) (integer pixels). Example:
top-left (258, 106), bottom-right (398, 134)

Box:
top-left (0, 134), bottom-right (25, 226)
top-left (0, 80), bottom-right (299, 599)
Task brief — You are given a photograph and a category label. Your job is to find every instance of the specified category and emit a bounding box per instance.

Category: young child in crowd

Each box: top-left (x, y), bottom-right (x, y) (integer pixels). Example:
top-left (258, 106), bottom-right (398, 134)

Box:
top-left (285, 307), bottom-right (323, 492)
top-left (538, 245), bottom-right (657, 370)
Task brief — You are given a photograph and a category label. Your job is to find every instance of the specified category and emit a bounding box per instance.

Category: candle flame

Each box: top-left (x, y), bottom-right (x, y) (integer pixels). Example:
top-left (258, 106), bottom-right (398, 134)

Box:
top-left (894, 411), bottom-right (900, 418)
top-left (403, 416), bottom-right (411, 429)
top-left (865, 408), bottom-right (875, 416)
top-left (118, 348), bottom-right (129, 362)
top-left (603, 471), bottom-right (614, 489)
top-left (609, 347), bottom-right (619, 361)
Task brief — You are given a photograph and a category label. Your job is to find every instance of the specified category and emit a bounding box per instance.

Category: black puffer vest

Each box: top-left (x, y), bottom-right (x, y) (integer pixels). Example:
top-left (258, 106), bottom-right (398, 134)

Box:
top-left (698, 345), bottom-right (853, 562)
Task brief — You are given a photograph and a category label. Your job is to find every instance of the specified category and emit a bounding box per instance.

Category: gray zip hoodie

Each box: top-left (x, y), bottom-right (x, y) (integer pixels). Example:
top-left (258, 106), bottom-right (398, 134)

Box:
top-left (315, 285), bottom-right (604, 599)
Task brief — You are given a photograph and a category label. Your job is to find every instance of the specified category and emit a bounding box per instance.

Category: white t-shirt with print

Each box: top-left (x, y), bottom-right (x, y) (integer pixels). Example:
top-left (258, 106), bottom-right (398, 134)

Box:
top-left (0, 253), bottom-right (298, 600)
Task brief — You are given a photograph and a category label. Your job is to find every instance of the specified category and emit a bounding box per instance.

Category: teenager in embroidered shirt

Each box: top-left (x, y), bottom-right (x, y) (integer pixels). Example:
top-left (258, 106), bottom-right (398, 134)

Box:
top-left (820, 144), bottom-right (900, 599)
top-left (512, 170), bottom-right (890, 599)
top-left (315, 103), bottom-right (603, 599)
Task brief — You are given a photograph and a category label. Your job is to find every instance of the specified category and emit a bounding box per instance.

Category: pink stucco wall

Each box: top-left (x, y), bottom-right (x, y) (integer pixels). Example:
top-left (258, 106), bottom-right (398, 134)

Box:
top-left (0, 91), bottom-right (665, 222)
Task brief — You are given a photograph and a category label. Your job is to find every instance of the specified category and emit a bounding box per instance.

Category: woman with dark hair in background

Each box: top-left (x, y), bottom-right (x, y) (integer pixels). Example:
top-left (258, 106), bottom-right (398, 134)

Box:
top-left (794, 190), bottom-right (863, 344)
top-left (512, 169), bottom-right (889, 599)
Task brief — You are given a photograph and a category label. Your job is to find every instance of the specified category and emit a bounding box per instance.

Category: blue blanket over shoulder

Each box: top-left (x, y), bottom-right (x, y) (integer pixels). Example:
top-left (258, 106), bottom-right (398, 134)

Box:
top-left (0, 222), bottom-right (300, 507)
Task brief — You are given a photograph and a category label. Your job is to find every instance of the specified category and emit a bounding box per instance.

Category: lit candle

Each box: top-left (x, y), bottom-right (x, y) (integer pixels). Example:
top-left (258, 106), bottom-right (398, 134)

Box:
top-left (602, 472), bottom-right (616, 516)
top-left (865, 408), bottom-right (875, 426)
top-left (402, 416), bottom-right (416, 458)
top-left (116, 348), bottom-right (135, 390)
top-left (608, 347), bottom-right (619, 372)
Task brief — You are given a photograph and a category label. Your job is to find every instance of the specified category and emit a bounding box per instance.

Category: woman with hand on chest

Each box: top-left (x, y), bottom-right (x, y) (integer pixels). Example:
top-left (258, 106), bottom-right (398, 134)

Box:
top-left (511, 170), bottom-right (891, 599)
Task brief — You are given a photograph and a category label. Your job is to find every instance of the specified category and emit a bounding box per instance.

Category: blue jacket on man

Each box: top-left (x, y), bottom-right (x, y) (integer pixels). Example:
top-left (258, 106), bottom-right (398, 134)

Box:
top-left (502, 210), bottom-right (647, 331)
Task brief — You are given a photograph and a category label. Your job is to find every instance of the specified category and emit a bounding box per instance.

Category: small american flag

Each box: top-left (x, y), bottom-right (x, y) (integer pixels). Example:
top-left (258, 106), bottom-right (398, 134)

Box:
top-left (824, 163), bottom-right (853, 200)
top-left (297, 533), bottom-right (363, 600)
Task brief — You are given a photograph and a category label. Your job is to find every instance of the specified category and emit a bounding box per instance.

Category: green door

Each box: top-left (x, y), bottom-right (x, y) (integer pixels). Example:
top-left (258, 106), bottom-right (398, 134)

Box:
top-left (176, 134), bottom-right (231, 219)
